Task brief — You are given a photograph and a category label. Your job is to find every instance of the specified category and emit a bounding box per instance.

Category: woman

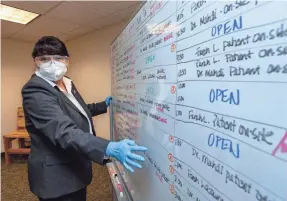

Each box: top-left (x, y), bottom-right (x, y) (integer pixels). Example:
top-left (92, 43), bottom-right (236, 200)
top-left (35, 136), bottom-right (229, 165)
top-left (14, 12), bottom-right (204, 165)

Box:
top-left (22, 36), bottom-right (147, 201)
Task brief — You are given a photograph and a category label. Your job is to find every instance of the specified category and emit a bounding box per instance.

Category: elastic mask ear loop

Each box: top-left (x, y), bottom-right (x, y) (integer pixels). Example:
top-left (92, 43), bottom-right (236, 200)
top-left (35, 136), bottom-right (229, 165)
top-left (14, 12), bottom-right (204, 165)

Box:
top-left (34, 59), bottom-right (40, 72)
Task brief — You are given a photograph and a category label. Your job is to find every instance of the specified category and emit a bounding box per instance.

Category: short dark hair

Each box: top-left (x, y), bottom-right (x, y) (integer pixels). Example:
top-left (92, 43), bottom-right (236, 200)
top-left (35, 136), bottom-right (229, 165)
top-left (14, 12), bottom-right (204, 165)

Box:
top-left (32, 36), bottom-right (69, 58)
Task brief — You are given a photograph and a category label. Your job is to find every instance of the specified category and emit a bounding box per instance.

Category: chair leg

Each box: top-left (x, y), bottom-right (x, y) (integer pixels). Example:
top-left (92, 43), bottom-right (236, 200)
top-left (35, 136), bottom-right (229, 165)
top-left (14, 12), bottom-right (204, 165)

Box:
top-left (18, 138), bottom-right (25, 148)
top-left (3, 137), bottom-right (12, 165)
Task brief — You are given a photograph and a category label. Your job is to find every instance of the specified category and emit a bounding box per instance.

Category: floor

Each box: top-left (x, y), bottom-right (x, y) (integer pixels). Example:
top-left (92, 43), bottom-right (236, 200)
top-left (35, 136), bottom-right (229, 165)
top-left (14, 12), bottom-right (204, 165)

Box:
top-left (1, 156), bottom-right (113, 201)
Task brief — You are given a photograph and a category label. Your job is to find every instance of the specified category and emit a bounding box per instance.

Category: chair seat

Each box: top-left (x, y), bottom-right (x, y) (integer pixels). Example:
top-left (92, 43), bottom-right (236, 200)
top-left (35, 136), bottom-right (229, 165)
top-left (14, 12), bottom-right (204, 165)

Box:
top-left (3, 131), bottom-right (30, 139)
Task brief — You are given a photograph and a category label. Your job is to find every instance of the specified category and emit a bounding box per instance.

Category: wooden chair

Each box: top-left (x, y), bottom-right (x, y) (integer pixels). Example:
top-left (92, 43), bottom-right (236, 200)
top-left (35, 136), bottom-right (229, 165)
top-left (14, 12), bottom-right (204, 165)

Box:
top-left (3, 107), bottom-right (30, 165)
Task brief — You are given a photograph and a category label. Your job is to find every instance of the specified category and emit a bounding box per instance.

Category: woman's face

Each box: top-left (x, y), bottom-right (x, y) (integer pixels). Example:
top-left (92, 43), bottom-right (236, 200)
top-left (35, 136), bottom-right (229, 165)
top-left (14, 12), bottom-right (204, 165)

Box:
top-left (34, 55), bottom-right (70, 70)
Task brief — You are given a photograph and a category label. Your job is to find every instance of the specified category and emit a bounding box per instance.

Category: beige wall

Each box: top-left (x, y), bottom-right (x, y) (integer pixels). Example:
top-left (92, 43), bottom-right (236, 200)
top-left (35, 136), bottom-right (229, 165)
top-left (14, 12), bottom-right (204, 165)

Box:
top-left (66, 21), bottom-right (126, 140)
top-left (1, 39), bottom-right (34, 151)
top-left (1, 22), bottom-right (126, 152)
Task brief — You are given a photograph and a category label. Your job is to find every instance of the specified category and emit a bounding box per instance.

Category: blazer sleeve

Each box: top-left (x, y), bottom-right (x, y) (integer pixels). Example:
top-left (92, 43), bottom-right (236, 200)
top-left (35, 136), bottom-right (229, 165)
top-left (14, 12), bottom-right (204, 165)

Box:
top-left (86, 101), bottom-right (107, 117)
top-left (22, 85), bottom-right (110, 165)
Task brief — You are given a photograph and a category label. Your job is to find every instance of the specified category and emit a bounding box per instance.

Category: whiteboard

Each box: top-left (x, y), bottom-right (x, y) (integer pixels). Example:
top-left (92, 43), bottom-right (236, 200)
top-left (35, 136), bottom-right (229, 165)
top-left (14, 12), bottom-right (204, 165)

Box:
top-left (110, 1), bottom-right (287, 201)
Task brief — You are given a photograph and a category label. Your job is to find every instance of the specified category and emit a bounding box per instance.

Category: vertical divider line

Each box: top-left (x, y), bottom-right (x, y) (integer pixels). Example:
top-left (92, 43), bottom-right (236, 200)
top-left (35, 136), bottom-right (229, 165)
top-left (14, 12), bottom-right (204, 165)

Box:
top-left (173, 0), bottom-right (179, 200)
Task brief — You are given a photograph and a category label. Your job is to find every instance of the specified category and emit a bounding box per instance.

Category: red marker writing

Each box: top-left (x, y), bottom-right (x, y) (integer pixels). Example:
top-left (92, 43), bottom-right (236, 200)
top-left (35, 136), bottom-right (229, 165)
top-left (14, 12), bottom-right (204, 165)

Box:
top-left (114, 174), bottom-right (123, 197)
top-left (272, 132), bottom-right (287, 156)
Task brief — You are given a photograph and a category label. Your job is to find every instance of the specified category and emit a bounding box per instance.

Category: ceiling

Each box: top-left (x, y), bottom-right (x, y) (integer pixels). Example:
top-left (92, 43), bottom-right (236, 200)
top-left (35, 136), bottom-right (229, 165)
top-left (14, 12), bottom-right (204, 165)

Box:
top-left (1, 1), bottom-right (143, 43)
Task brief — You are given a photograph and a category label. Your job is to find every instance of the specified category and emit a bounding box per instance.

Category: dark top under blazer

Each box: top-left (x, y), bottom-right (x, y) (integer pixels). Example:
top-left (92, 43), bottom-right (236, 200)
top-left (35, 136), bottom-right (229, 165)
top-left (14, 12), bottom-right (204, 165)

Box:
top-left (22, 75), bottom-right (110, 199)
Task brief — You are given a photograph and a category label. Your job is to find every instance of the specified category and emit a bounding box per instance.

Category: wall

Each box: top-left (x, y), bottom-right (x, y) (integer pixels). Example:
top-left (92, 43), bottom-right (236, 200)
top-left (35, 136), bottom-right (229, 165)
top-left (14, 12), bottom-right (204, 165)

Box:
top-left (66, 21), bottom-right (126, 140)
top-left (1, 21), bottom-right (126, 152)
top-left (1, 39), bottom-right (34, 151)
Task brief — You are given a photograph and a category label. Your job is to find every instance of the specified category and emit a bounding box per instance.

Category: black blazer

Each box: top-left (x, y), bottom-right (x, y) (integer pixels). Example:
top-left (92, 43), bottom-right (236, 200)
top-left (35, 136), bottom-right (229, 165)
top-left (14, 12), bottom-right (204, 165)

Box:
top-left (22, 75), bottom-right (110, 199)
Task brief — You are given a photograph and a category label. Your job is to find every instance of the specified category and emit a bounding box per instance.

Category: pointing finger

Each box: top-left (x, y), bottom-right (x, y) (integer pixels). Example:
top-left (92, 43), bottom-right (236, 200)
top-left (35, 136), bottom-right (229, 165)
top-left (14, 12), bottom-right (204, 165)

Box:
top-left (126, 158), bottom-right (142, 168)
top-left (128, 153), bottom-right (145, 162)
top-left (131, 145), bottom-right (147, 152)
top-left (123, 161), bottom-right (134, 173)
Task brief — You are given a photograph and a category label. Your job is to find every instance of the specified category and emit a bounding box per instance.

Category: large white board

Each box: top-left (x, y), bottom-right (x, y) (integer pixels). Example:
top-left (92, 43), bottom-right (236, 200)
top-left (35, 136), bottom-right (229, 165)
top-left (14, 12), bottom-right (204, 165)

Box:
top-left (110, 1), bottom-right (287, 201)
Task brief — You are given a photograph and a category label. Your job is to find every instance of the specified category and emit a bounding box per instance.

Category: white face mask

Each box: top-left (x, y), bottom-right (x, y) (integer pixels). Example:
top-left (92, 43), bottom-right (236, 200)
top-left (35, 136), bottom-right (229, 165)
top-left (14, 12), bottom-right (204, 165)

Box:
top-left (38, 61), bottom-right (67, 81)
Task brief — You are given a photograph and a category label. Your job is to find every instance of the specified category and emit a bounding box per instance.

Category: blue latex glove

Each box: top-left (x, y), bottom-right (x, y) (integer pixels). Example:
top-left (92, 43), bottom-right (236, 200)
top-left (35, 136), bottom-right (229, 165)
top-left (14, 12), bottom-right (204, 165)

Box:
top-left (105, 139), bottom-right (147, 173)
top-left (105, 96), bottom-right (112, 107)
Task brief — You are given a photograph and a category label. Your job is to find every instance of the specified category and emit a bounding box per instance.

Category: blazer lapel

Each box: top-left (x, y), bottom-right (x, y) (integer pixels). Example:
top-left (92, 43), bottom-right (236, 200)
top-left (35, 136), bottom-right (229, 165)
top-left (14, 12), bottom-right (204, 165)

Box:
top-left (70, 84), bottom-right (92, 119)
top-left (70, 84), bottom-right (96, 135)
top-left (55, 87), bottom-right (84, 116)
top-left (35, 74), bottom-right (87, 119)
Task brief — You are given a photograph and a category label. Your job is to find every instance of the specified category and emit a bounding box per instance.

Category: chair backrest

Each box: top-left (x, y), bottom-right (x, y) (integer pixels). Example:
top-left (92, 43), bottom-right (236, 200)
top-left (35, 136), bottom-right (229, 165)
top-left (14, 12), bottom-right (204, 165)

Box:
top-left (17, 107), bottom-right (26, 132)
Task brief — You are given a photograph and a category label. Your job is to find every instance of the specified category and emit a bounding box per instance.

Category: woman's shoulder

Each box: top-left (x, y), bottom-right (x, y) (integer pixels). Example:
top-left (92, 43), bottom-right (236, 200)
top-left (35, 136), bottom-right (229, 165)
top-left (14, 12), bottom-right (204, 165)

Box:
top-left (22, 74), bottom-right (57, 96)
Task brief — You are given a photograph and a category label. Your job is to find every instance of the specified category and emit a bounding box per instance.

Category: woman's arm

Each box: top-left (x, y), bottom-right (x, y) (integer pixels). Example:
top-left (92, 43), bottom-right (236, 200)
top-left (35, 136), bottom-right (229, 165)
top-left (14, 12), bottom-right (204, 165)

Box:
top-left (86, 101), bottom-right (107, 117)
top-left (22, 84), bottom-right (109, 164)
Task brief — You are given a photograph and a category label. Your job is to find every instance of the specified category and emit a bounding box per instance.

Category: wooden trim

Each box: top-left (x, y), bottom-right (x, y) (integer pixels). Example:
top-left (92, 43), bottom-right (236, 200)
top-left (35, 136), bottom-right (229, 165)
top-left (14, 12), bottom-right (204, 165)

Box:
top-left (7, 148), bottom-right (30, 154)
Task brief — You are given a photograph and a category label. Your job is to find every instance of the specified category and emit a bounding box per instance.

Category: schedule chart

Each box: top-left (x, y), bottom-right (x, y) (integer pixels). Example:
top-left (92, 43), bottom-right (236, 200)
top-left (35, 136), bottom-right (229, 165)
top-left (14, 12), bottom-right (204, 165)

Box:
top-left (110, 1), bottom-right (287, 201)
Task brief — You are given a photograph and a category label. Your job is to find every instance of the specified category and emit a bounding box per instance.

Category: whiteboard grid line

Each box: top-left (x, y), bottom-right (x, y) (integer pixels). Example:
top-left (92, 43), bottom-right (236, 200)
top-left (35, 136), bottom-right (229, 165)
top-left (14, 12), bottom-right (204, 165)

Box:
top-left (113, 93), bottom-right (286, 141)
top-left (135, 1), bottom-right (170, 38)
top-left (116, 92), bottom-right (175, 105)
top-left (115, 81), bottom-right (177, 85)
top-left (113, 92), bottom-right (174, 107)
top-left (115, 45), bottom-right (287, 84)
top-left (128, 97), bottom-right (286, 195)
top-left (127, 63), bottom-right (177, 72)
top-left (114, 100), bottom-right (285, 199)
top-left (135, 40), bottom-right (174, 59)
top-left (119, 107), bottom-right (171, 155)
top-left (113, 1), bottom-right (274, 71)
top-left (135, 18), bottom-right (176, 56)
top-left (116, 0), bottom-right (229, 61)
top-left (114, 79), bottom-right (287, 85)
top-left (113, 63), bottom-right (177, 80)
top-left (115, 40), bottom-right (174, 71)
top-left (115, 0), bottom-right (201, 64)
top-left (111, 1), bottom-right (287, 200)
top-left (138, 111), bottom-right (173, 138)
top-left (175, 118), bottom-right (287, 163)
top-left (137, 118), bottom-right (175, 186)
top-left (136, 101), bottom-right (175, 121)
top-left (115, 79), bottom-right (287, 86)
top-left (173, 168), bottom-right (212, 201)
top-left (174, 156), bottom-right (233, 201)
top-left (176, 1), bottom-right (192, 15)
top-left (173, 2), bottom-right (179, 200)
top-left (135, 5), bottom-right (151, 32)
top-left (176, 41), bottom-right (287, 65)
top-left (177, 80), bottom-right (287, 84)
top-left (132, 0), bottom-right (213, 60)
top-left (174, 184), bottom-right (195, 201)
top-left (117, 121), bottom-right (170, 156)
top-left (117, 0), bottom-right (205, 55)
top-left (118, 1), bottom-right (171, 53)
top-left (114, 93), bottom-right (286, 131)
top-left (174, 136), bottom-right (284, 200)
top-left (115, 94), bottom-right (174, 117)
top-left (115, 100), bottom-right (286, 168)
top-left (176, 1), bottom-right (217, 28)
top-left (134, 3), bottom-right (153, 31)
top-left (176, 104), bottom-right (287, 130)
top-left (177, 15), bottom-right (286, 53)
top-left (176, 1), bottom-right (273, 46)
